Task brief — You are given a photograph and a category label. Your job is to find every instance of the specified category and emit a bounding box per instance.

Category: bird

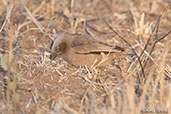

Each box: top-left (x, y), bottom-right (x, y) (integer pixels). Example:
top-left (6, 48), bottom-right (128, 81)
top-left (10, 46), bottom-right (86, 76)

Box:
top-left (50, 34), bottom-right (126, 68)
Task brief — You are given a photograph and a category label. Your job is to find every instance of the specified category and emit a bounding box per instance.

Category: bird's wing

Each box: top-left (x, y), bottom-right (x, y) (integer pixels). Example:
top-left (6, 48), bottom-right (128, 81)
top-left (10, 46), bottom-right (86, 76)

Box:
top-left (71, 36), bottom-right (124, 54)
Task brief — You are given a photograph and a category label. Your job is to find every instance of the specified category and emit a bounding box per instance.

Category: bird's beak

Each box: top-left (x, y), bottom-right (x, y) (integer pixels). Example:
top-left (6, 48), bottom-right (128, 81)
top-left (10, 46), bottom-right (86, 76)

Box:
top-left (50, 52), bottom-right (57, 60)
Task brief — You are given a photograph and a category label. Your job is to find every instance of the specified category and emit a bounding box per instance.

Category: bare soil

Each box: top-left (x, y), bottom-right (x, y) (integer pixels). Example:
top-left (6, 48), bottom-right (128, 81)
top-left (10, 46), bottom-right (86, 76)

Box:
top-left (0, 0), bottom-right (170, 114)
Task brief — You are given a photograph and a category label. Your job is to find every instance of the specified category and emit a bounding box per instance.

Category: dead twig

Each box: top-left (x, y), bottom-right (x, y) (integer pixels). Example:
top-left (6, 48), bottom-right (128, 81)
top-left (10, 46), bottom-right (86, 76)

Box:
top-left (103, 19), bottom-right (145, 83)
top-left (0, 1), bottom-right (14, 33)
top-left (139, 16), bottom-right (161, 62)
top-left (143, 29), bottom-right (171, 71)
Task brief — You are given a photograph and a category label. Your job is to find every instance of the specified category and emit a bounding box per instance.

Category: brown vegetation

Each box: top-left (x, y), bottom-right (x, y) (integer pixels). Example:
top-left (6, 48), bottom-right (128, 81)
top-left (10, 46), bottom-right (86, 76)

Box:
top-left (0, 0), bottom-right (170, 114)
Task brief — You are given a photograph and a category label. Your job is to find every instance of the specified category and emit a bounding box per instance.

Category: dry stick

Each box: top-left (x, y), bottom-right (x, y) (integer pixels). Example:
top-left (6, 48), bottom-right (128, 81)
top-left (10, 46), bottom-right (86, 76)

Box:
top-left (79, 87), bottom-right (90, 113)
top-left (155, 16), bottom-right (161, 40)
top-left (57, 10), bottom-right (100, 24)
top-left (86, 22), bottom-right (112, 34)
top-left (139, 16), bottom-right (161, 62)
top-left (143, 30), bottom-right (171, 70)
top-left (56, 8), bottom-right (112, 34)
top-left (56, 10), bottom-right (111, 35)
top-left (7, 25), bottom-right (15, 113)
top-left (103, 19), bottom-right (145, 83)
top-left (140, 4), bottom-right (171, 62)
top-left (24, 5), bottom-right (53, 40)
top-left (0, 1), bottom-right (14, 33)
top-left (101, 0), bottom-right (112, 13)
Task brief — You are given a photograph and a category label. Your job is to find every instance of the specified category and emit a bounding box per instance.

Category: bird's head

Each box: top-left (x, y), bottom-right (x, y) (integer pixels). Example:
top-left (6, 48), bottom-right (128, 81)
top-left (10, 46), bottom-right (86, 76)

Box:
top-left (50, 34), bottom-right (69, 60)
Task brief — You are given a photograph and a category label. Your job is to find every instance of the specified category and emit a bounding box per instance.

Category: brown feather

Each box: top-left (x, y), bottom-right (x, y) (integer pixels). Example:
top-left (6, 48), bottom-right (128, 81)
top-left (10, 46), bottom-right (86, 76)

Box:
top-left (51, 34), bottom-right (126, 68)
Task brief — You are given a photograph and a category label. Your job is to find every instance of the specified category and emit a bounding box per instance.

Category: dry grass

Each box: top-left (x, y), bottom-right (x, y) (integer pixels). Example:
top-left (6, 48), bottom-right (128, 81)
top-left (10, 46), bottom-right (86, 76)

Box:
top-left (0, 0), bottom-right (171, 114)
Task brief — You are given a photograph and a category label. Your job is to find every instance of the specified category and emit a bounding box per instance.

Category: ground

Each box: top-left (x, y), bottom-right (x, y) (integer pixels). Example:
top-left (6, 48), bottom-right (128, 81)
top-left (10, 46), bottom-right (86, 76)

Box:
top-left (0, 0), bottom-right (171, 114)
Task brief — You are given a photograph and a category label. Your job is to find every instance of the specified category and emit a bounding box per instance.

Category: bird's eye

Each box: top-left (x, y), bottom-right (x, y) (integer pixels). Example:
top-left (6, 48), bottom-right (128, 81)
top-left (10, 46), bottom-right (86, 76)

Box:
top-left (59, 42), bottom-right (67, 54)
top-left (55, 47), bottom-right (59, 52)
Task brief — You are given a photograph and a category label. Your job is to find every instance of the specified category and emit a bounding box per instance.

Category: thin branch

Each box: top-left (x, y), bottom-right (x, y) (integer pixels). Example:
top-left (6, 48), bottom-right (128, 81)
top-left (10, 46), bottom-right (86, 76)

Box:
top-left (156, 30), bottom-right (171, 42)
top-left (155, 16), bottom-right (161, 39)
top-left (0, 2), bottom-right (14, 33)
top-left (103, 19), bottom-right (145, 83)
top-left (143, 29), bottom-right (171, 69)
top-left (86, 22), bottom-right (112, 34)
top-left (139, 16), bottom-right (161, 61)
